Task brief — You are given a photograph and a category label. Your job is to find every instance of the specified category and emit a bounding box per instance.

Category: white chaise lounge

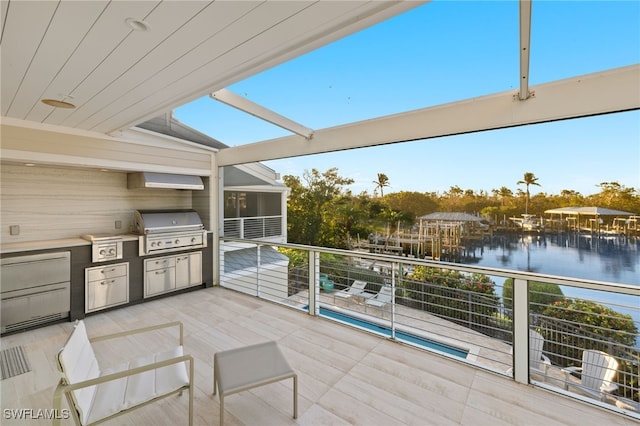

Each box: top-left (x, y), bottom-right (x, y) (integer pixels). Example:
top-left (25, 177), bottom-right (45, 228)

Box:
top-left (365, 285), bottom-right (394, 308)
top-left (334, 280), bottom-right (373, 300)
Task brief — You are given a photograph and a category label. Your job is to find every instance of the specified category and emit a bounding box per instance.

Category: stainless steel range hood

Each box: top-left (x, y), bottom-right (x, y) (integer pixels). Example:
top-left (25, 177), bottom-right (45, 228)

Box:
top-left (127, 172), bottom-right (204, 190)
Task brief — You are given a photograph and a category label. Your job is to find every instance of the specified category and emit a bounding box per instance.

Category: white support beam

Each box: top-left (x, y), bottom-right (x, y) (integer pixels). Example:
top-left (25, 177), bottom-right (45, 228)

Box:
top-left (519, 0), bottom-right (532, 100)
top-left (218, 64), bottom-right (640, 166)
top-left (211, 89), bottom-right (314, 139)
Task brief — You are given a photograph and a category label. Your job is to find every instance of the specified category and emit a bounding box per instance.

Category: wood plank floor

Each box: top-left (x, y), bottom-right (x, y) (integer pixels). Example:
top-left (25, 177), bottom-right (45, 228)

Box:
top-left (0, 287), bottom-right (635, 425)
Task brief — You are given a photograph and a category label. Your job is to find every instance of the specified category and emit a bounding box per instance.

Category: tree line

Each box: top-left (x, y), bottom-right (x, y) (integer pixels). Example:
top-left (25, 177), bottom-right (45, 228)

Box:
top-left (284, 168), bottom-right (639, 249)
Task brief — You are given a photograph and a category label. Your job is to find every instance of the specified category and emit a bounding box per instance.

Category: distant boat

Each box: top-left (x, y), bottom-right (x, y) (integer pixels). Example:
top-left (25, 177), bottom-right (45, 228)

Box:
top-left (510, 214), bottom-right (543, 232)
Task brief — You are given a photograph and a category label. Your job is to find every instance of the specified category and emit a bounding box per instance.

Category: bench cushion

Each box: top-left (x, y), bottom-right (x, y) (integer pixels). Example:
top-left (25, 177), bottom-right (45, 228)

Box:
top-left (87, 346), bottom-right (189, 424)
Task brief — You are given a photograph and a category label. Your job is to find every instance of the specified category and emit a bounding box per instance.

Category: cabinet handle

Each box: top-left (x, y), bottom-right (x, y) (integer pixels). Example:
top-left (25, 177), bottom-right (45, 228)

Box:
top-left (99, 279), bottom-right (117, 285)
top-left (155, 270), bottom-right (167, 275)
top-left (100, 268), bottom-right (117, 274)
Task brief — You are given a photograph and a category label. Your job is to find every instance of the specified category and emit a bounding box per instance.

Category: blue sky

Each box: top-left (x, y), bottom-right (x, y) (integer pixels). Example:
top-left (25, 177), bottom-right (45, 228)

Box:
top-left (174, 1), bottom-right (640, 197)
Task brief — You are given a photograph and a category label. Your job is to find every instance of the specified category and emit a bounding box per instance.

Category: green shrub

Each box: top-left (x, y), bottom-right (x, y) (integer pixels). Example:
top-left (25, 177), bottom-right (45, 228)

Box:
top-left (502, 278), bottom-right (564, 314)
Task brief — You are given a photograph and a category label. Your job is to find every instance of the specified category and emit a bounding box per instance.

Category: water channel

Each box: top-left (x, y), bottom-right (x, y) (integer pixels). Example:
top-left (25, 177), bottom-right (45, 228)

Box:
top-left (457, 232), bottom-right (639, 324)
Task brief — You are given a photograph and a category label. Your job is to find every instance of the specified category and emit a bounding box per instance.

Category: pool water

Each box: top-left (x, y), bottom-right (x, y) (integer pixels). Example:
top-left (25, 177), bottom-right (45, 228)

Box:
top-left (317, 307), bottom-right (468, 358)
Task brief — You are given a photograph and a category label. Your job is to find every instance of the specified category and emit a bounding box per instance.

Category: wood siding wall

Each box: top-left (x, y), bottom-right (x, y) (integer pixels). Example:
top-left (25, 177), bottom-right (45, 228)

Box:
top-left (1, 164), bottom-right (194, 242)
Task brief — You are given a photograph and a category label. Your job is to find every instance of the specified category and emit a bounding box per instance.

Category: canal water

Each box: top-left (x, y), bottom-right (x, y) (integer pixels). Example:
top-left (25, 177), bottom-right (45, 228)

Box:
top-left (457, 232), bottom-right (639, 324)
top-left (460, 232), bottom-right (639, 285)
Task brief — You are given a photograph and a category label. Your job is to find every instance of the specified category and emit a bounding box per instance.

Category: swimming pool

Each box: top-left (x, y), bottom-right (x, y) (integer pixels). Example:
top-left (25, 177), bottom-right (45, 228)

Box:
top-left (315, 306), bottom-right (469, 358)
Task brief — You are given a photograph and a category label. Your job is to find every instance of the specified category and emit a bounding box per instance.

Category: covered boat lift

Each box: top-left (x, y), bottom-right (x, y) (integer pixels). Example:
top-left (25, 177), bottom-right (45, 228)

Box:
top-left (544, 207), bottom-right (637, 235)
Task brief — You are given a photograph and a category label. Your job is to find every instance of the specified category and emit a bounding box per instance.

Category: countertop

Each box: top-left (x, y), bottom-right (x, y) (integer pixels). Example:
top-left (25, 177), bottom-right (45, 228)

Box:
top-left (1, 234), bottom-right (140, 254)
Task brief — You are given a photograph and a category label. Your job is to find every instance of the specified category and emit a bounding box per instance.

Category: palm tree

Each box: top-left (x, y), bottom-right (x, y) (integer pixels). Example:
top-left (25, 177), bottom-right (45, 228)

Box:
top-left (517, 172), bottom-right (541, 214)
top-left (492, 186), bottom-right (513, 207)
top-left (373, 173), bottom-right (390, 197)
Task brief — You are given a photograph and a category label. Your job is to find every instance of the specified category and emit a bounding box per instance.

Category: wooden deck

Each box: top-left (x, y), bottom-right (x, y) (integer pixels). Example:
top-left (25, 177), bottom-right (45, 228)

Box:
top-left (1, 287), bottom-right (636, 425)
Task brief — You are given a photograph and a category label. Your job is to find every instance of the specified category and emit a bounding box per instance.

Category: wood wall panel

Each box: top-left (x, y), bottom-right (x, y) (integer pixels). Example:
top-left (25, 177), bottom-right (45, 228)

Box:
top-left (1, 164), bottom-right (193, 242)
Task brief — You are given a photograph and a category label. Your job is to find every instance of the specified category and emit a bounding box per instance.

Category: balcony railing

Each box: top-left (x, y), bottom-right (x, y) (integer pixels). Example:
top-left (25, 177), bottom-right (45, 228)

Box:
top-left (219, 237), bottom-right (640, 418)
top-left (223, 215), bottom-right (283, 239)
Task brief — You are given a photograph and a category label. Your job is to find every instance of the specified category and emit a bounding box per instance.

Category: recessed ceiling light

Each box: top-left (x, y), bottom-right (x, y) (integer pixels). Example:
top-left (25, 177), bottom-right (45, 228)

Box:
top-left (24, 163), bottom-right (35, 167)
top-left (41, 99), bottom-right (76, 109)
top-left (125, 17), bottom-right (151, 32)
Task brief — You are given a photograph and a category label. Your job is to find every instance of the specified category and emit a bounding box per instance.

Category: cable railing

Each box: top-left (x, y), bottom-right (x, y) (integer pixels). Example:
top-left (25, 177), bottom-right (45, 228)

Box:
top-left (223, 216), bottom-right (283, 239)
top-left (218, 237), bottom-right (640, 417)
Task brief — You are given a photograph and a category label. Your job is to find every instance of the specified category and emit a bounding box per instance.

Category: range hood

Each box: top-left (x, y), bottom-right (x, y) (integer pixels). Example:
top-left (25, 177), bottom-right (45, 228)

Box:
top-left (127, 172), bottom-right (204, 190)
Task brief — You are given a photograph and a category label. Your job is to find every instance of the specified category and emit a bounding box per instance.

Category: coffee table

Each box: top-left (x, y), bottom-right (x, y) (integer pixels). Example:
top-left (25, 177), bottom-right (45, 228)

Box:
top-left (213, 341), bottom-right (297, 425)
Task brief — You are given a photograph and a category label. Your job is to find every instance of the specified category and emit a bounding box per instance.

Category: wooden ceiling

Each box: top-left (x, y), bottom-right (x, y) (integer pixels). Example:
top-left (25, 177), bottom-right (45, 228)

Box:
top-left (0, 1), bottom-right (423, 135)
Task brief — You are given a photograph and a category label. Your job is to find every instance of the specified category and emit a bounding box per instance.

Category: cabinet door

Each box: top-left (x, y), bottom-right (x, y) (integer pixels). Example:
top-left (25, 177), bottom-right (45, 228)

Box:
top-left (175, 255), bottom-right (191, 289)
top-left (145, 267), bottom-right (175, 297)
top-left (86, 276), bottom-right (128, 312)
top-left (188, 252), bottom-right (202, 285)
top-left (175, 252), bottom-right (202, 289)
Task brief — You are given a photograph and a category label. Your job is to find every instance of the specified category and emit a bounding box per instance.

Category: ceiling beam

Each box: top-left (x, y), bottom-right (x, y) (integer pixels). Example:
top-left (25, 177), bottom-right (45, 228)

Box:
top-left (519, 0), bottom-right (532, 101)
top-left (217, 64), bottom-right (640, 166)
top-left (210, 89), bottom-right (314, 139)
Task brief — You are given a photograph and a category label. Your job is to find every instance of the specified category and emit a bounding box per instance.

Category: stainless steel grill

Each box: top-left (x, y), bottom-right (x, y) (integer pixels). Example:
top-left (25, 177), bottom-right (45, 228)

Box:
top-left (133, 209), bottom-right (207, 256)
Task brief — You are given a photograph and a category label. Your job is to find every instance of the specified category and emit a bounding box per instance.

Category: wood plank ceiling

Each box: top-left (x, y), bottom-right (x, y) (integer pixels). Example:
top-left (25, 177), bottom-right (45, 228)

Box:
top-left (0, 0), bottom-right (424, 135)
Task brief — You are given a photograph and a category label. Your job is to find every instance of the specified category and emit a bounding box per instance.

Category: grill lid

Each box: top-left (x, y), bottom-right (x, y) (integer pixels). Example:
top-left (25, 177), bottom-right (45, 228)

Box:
top-left (133, 209), bottom-right (204, 234)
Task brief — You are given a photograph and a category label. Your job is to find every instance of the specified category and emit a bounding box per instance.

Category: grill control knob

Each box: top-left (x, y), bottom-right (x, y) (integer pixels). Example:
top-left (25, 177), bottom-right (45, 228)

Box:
top-left (150, 242), bottom-right (156, 247)
top-left (99, 249), bottom-right (106, 255)
top-left (191, 238), bottom-right (197, 243)
top-left (175, 239), bottom-right (180, 245)
top-left (108, 248), bottom-right (116, 255)
top-left (157, 241), bottom-right (163, 246)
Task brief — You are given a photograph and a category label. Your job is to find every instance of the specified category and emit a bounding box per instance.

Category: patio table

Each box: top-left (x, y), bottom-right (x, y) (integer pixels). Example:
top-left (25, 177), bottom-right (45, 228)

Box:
top-left (213, 341), bottom-right (297, 425)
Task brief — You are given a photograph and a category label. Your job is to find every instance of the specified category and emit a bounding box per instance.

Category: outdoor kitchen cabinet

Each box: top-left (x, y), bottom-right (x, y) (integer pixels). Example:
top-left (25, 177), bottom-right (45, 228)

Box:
top-left (85, 262), bottom-right (129, 313)
top-left (175, 251), bottom-right (202, 289)
top-left (144, 251), bottom-right (202, 298)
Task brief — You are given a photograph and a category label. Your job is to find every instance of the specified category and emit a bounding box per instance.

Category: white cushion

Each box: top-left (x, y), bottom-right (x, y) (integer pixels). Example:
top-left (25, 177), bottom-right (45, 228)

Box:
top-left (87, 346), bottom-right (189, 424)
top-left (124, 353), bottom-right (157, 408)
top-left (57, 321), bottom-right (100, 425)
top-left (87, 363), bottom-right (129, 424)
top-left (154, 346), bottom-right (190, 396)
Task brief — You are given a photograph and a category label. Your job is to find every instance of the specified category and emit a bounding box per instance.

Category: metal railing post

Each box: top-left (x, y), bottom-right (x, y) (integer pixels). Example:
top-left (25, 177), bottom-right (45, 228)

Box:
top-left (390, 262), bottom-right (398, 339)
top-left (256, 244), bottom-right (261, 297)
top-left (513, 278), bottom-right (530, 384)
top-left (308, 250), bottom-right (319, 316)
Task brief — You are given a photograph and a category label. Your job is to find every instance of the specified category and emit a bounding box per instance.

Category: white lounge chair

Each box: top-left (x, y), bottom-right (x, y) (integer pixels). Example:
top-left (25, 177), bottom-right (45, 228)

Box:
top-left (365, 285), bottom-right (394, 308)
top-left (334, 280), bottom-right (373, 299)
top-left (562, 349), bottom-right (619, 401)
top-left (53, 320), bottom-right (193, 426)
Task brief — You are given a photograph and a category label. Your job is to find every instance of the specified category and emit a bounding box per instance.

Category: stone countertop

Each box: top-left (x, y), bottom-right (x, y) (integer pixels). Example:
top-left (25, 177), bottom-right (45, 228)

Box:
top-left (0, 234), bottom-right (140, 254)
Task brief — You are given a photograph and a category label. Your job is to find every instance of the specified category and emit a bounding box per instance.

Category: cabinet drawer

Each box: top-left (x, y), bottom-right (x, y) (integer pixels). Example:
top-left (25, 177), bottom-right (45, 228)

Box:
top-left (1, 283), bottom-right (70, 332)
top-left (145, 257), bottom-right (176, 271)
top-left (86, 275), bottom-right (129, 312)
top-left (87, 263), bottom-right (128, 281)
